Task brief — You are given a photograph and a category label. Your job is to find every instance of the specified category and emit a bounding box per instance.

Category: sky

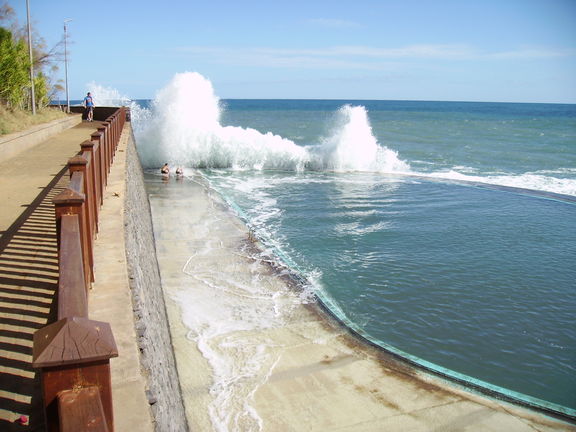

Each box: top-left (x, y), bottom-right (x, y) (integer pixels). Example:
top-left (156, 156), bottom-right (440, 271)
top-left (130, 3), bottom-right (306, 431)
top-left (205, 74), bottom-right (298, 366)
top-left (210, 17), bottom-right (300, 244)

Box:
top-left (5, 0), bottom-right (576, 103)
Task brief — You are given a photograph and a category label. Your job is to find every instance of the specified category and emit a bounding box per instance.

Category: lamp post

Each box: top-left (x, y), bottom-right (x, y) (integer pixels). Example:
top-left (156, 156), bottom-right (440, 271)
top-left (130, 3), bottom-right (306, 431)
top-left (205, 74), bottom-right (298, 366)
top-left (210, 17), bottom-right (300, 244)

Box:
top-left (26, 0), bottom-right (36, 115)
top-left (64, 19), bottom-right (72, 113)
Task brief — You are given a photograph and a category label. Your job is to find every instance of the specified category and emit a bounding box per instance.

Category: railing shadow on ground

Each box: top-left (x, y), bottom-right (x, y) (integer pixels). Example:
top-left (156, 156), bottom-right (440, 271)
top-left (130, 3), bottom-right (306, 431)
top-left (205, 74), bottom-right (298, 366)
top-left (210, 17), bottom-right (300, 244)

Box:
top-left (0, 167), bottom-right (68, 431)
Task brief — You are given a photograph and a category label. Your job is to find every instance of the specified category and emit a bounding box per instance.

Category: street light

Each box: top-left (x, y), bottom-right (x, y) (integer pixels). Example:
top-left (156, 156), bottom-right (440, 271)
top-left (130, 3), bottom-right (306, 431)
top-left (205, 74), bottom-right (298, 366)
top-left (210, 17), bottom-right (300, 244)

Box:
top-left (64, 19), bottom-right (72, 113)
top-left (26, 0), bottom-right (36, 115)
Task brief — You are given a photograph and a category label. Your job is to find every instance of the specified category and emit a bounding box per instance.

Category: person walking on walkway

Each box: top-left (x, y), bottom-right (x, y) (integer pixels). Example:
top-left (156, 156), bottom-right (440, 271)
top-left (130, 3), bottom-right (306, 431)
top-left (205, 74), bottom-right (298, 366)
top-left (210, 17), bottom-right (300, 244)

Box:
top-left (83, 92), bottom-right (95, 122)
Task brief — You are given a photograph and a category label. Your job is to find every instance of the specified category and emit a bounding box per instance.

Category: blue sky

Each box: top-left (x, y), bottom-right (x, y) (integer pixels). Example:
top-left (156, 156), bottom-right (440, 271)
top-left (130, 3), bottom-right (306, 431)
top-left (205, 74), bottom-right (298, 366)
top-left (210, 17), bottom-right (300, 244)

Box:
top-left (7, 0), bottom-right (576, 103)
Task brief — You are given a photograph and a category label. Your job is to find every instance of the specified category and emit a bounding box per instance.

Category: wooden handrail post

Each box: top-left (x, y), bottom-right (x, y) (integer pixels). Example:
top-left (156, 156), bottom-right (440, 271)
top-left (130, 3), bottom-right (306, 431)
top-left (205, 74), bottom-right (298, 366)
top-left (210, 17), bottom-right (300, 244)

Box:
top-left (114, 112), bottom-right (120, 147)
top-left (91, 131), bottom-right (106, 195)
top-left (105, 116), bottom-right (116, 153)
top-left (80, 140), bottom-right (101, 225)
top-left (56, 214), bottom-right (88, 319)
top-left (53, 187), bottom-right (91, 291)
top-left (59, 387), bottom-right (109, 432)
top-left (100, 124), bottom-right (110, 170)
top-left (68, 156), bottom-right (95, 283)
top-left (98, 123), bottom-right (111, 170)
top-left (116, 112), bottom-right (121, 146)
top-left (111, 115), bottom-right (118, 155)
top-left (33, 316), bottom-right (118, 432)
top-left (117, 110), bottom-right (124, 147)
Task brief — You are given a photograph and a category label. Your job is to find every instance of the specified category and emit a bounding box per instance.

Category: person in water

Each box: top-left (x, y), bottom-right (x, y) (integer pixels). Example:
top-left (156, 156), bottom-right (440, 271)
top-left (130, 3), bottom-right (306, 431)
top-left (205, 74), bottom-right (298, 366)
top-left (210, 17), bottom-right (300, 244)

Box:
top-left (161, 163), bottom-right (170, 175)
top-left (83, 92), bottom-right (95, 122)
top-left (176, 166), bottom-right (183, 176)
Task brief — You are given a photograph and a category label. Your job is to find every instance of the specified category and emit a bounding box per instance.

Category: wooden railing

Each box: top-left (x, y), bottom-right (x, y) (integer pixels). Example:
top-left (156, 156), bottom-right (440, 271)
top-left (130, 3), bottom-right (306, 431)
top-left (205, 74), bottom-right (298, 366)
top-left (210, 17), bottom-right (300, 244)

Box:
top-left (32, 107), bottom-right (127, 432)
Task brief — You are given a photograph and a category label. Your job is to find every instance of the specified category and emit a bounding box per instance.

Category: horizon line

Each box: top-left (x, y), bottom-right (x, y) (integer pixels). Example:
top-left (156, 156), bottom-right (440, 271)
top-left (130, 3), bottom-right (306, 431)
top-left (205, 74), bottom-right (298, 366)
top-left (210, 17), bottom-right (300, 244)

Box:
top-left (117, 97), bottom-right (576, 105)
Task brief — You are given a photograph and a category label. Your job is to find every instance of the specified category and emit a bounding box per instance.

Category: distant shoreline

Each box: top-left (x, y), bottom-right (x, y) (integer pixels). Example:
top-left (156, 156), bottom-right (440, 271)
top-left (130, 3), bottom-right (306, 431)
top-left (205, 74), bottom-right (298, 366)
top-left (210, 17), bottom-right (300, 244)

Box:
top-left (50, 99), bottom-right (576, 107)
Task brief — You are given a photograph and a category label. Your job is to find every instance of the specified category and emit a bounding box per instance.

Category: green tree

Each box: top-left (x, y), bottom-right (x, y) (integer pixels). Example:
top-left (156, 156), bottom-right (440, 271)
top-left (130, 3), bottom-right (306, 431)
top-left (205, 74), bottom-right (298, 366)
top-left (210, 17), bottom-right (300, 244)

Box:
top-left (0, 2), bottom-right (63, 110)
top-left (34, 71), bottom-right (50, 107)
top-left (0, 26), bottom-right (30, 108)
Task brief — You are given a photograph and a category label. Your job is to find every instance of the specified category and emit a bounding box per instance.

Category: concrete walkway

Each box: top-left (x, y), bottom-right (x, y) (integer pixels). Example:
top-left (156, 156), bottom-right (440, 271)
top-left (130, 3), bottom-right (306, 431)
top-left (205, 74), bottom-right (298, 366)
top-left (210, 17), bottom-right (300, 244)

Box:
top-left (0, 121), bottom-right (153, 431)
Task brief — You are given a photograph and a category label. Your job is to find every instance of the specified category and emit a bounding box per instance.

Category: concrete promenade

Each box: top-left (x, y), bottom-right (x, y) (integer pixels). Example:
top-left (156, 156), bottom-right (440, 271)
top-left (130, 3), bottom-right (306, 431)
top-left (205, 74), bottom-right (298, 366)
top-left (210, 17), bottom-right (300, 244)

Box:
top-left (0, 118), bottom-right (574, 431)
top-left (0, 119), bottom-right (153, 431)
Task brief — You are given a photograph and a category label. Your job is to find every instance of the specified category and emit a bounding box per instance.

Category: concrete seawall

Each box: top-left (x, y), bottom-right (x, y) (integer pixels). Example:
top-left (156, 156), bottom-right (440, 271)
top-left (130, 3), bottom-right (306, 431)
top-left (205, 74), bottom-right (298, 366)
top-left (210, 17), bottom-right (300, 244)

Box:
top-left (123, 128), bottom-right (189, 431)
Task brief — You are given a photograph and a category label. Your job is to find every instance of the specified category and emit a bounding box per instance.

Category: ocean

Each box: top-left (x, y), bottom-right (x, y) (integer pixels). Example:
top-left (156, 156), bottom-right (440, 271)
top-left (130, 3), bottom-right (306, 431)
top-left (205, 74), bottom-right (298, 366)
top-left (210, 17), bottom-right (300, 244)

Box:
top-left (124, 72), bottom-right (576, 414)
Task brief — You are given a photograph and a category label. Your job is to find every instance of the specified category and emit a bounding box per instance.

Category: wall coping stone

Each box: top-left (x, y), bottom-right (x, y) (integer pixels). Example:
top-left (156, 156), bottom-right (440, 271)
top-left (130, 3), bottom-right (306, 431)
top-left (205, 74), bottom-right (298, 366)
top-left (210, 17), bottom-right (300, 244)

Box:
top-left (0, 114), bottom-right (82, 163)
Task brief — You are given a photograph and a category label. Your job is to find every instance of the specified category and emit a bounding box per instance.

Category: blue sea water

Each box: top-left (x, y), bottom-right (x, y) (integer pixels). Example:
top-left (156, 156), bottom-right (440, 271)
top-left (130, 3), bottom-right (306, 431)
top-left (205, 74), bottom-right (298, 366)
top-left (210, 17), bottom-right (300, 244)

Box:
top-left (129, 73), bottom-right (576, 413)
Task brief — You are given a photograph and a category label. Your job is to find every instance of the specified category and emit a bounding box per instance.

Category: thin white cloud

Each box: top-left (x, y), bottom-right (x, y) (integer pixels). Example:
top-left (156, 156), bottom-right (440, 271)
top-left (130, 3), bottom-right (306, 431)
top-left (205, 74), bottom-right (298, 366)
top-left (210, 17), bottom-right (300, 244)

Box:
top-left (487, 47), bottom-right (576, 59)
top-left (305, 18), bottom-right (361, 28)
top-left (174, 44), bottom-right (475, 59)
top-left (172, 44), bottom-right (575, 69)
top-left (326, 45), bottom-right (476, 58)
top-left (174, 46), bottom-right (382, 69)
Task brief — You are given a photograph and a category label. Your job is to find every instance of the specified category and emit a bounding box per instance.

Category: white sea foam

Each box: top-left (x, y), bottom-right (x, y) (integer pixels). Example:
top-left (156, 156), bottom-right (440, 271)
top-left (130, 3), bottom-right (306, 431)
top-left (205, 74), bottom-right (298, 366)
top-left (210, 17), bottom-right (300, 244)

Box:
top-left (335, 220), bottom-right (392, 236)
top-left (85, 81), bottom-right (151, 126)
top-left (163, 184), bottom-right (329, 431)
top-left (134, 72), bottom-right (310, 171)
top-left (98, 70), bottom-right (574, 198)
top-left (419, 170), bottom-right (576, 196)
top-left (132, 72), bottom-right (409, 173)
top-left (178, 239), bottom-right (291, 431)
top-left (311, 104), bottom-right (409, 172)
top-left (133, 72), bottom-right (576, 196)
top-left (85, 82), bottom-right (131, 107)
